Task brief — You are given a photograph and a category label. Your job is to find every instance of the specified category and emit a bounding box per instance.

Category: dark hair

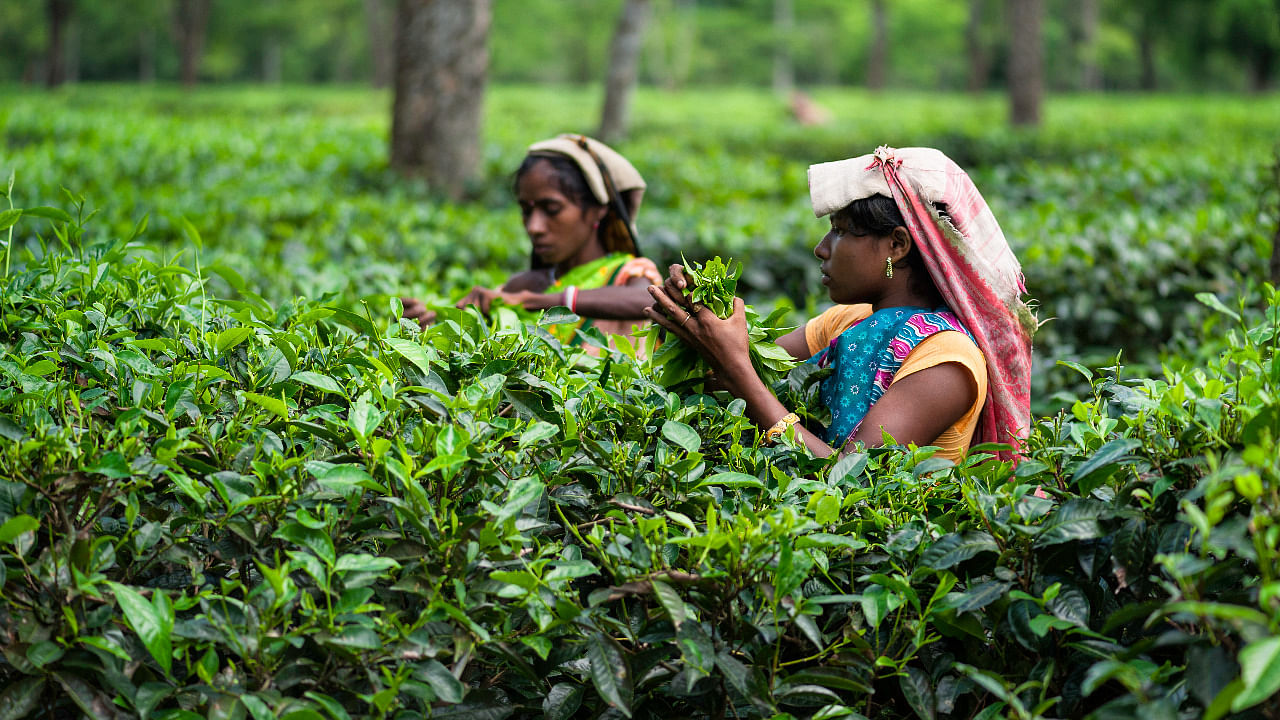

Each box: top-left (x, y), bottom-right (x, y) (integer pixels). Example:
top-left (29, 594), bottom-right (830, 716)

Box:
top-left (513, 153), bottom-right (637, 269)
top-left (832, 194), bottom-right (946, 305)
top-left (514, 153), bottom-right (597, 210)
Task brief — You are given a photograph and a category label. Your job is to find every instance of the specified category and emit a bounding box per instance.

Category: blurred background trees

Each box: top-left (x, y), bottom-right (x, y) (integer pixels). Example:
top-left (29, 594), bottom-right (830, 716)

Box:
top-left (2, 0), bottom-right (1276, 93)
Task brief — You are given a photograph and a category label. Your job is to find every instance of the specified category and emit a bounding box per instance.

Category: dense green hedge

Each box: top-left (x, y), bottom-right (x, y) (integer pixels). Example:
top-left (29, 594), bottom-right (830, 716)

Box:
top-left (3, 88), bottom-right (1278, 411)
top-left (2, 199), bottom-right (1278, 718)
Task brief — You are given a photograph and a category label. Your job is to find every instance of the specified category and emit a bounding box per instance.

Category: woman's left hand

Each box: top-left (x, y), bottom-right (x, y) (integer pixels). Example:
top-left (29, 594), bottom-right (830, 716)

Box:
top-left (644, 267), bottom-right (751, 378)
top-left (456, 286), bottom-right (543, 314)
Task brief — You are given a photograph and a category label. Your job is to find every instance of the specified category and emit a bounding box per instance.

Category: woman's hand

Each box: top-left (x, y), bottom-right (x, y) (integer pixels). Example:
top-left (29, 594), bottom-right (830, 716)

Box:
top-left (400, 297), bottom-right (437, 328)
top-left (456, 286), bottom-right (546, 314)
top-left (644, 264), bottom-right (752, 382)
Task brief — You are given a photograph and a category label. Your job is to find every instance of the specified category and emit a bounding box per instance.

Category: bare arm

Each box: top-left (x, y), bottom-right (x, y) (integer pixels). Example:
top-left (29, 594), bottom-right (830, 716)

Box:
top-left (645, 265), bottom-right (975, 457)
top-left (776, 326), bottom-right (813, 361)
top-left (519, 276), bottom-right (654, 319)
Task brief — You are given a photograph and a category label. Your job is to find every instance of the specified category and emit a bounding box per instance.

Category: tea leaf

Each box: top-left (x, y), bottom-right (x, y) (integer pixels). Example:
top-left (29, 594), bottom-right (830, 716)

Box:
top-left (106, 582), bottom-right (172, 675)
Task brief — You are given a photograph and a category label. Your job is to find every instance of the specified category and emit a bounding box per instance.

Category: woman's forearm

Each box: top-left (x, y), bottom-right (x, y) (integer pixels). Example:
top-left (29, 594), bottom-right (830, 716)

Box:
top-left (524, 285), bottom-right (654, 320)
top-left (718, 356), bottom-right (835, 457)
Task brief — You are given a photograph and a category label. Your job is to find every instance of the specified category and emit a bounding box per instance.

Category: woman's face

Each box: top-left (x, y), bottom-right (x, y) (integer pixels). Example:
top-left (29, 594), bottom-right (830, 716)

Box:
top-left (813, 215), bottom-right (894, 305)
top-left (516, 159), bottom-right (605, 269)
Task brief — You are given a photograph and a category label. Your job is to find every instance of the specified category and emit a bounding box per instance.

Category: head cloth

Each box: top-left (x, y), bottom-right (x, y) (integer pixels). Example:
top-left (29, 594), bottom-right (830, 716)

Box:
top-left (527, 135), bottom-right (645, 211)
top-left (808, 146), bottom-right (1036, 460)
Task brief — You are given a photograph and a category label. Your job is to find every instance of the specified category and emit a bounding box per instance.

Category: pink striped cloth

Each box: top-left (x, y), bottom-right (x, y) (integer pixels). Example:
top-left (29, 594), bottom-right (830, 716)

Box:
top-left (808, 146), bottom-right (1036, 461)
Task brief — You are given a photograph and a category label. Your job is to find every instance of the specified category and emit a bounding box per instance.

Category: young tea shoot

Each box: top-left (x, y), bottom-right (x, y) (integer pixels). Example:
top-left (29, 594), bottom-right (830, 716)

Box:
top-left (645, 255), bottom-right (796, 391)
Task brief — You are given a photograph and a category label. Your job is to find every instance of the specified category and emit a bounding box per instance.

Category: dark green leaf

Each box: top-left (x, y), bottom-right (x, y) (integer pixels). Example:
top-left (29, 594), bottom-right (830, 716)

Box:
top-left (900, 667), bottom-right (936, 720)
top-left (421, 659), bottom-right (464, 704)
top-left (543, 683), bottom-right (584, 720)
top-left (587, 635), bottom-right (632, 717)
top-left (0, 677), bottom-right (45, 720)
top-left (919, 531), bottom-right (998, 570)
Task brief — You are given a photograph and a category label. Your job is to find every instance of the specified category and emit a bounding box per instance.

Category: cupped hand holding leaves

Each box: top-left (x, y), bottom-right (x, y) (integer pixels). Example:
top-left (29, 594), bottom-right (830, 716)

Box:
top-left (645, 264), bottom-right (751, 380)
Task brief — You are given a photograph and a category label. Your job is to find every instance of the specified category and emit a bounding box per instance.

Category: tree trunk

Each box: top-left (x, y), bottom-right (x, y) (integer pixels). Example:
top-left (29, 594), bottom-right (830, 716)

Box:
top-left (263, 38), bottom-right (283, 83)
top-left (965, 0), bottom-right (988, 92)
top-left (1249, 46), bottom-right (1275, 93)
top-left (1272, 221), bottom-right (1280, 287)
top-left (1138, 21), bottom-right (1157, 90)
top-left (364, 0), bottom-right (394, 88)
top-left (1007, 0), bottom-right (1043, 126)
top-left (773, 0), bottom-right (794, 94)
top-left (45, 0), bottom-right (72, 88)
top-left (867, 0), bottom-right (888, 90)
top-left (172, 0), bottom-right (211, 87)
top-left (1272, 153), bottom-right (1280, 286)
top-left (66, 16), bottom-right (80, 83)
top-left (391, 0), bottom-right (492, 200)
top-left (599, 0), bottom-right (650, 143)
top-left (139, 28), bottom-right (156, 82)
top-left (1079, 0), bottom-right (1100, 90)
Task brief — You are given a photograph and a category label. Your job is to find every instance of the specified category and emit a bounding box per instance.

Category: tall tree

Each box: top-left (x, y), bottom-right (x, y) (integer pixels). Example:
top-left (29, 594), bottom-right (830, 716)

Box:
top-left (172, 0), bottom-right (211, 87)
top-left (45, 0), bottom-right (73, 87)
top-left (390, 0), bottom-right (491, 200)
top-left (965, 0), bottom-right (989, 91)
top-left (1078, 0), bottom-right (1099, 90)
top-left (364, 0), bottom-right (394, 87)
top-left (1212, 0), bottom-right (1280, 91)
top-left (773, 0), bottom-right (793, 94)
top-left (867, 0), bottom-right (888, 90)
top-left (599, 0), bottom-right (650, 143)
top-left (1007, 0), bottom-right (1043, 125)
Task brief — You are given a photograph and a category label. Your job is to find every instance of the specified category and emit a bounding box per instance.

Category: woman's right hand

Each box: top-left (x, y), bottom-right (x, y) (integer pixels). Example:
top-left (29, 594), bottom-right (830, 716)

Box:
top-left (400, 297), bottom-right (437, 328)
top-left (645, 265), bottom-right (753, 388)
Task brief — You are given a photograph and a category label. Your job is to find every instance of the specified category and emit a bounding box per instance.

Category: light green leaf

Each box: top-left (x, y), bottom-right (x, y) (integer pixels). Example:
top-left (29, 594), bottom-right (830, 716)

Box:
top-left (385, 337), bottom-right (434, 374)
top-left (334, 554), bottom-right (400, 574)
top-left (662, 420), bottom-right (701, 453)
top-left (21, 206), bottom-right (73, 224)
top-left (242, 391), bottom-right (288, 420)
top-left (694, 472), bottom-right (763, 489)
top-left (215, 327), bottom-right (254, 353)
top-left (290, 371), bottom-right (343, 395)
top-left (519, 421), bottom-right (560, 449)
top-left (107, 582), bottom-right (172, 675)
top-left (0, 515), bottom-right (38, 544)
top-left (1232, 637), bottom-right (1280, 711)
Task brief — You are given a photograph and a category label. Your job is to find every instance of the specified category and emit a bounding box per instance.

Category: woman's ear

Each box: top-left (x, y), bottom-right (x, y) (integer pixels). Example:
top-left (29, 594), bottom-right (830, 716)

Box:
top-left (586, 204), bottom-right (609, 228)
top-left (889, 226), bottom-right (913, 261)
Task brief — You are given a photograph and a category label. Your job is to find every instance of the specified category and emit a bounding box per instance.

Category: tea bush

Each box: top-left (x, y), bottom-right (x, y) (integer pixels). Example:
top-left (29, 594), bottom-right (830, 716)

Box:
top-left (2, 86), bottom-right (1277, 409)
top-left (2, 198), bottom-right (1278, 719)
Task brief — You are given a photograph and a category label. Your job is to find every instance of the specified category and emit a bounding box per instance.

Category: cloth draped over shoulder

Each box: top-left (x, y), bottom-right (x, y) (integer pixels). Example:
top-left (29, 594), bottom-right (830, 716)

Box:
top-left (807, 146), bottom-right (1036, 461)
top-left (808, 306), bottom-right (975, 448)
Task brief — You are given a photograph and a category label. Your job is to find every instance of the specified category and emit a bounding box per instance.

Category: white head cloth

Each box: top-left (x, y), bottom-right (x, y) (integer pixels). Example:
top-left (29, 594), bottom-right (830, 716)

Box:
top-left (527, 134), bottom-right (646, 207)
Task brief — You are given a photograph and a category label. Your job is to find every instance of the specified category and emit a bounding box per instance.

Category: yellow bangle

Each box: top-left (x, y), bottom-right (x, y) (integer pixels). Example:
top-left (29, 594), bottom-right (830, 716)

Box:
top-left (763, 413), bottom-right (800, 445)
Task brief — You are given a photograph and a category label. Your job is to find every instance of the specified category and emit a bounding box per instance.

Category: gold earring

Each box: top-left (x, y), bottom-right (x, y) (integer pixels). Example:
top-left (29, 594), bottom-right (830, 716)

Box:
top-left (885, 257), bottom-right (894, 278)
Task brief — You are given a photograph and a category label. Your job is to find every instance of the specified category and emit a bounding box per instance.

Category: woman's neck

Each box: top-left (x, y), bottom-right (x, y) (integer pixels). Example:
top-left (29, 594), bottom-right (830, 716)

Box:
top-left (871, 271), bottom-right (944, 312)
top-left (556, 241), bottom-right (607, 279)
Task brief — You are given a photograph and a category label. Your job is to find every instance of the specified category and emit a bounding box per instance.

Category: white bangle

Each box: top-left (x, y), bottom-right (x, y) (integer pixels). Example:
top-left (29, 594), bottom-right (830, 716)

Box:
top-left (564, 286), bottom-right (578, 313)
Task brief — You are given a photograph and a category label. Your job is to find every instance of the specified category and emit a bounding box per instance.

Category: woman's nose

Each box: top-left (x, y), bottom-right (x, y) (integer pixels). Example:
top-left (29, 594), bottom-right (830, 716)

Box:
top-left (814, 233), bottom-right (831, 259)
top-left (525, 211), bottom-right (546, 235)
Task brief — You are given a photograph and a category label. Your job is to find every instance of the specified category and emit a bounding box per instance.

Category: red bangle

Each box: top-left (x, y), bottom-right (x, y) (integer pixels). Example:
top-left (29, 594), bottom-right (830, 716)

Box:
top-left (564, 286), bottom-right (579, 313)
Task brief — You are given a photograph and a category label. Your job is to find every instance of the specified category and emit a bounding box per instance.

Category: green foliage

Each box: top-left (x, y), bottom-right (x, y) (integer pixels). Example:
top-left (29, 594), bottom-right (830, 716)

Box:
top-left (644, 256), bottom-right (796, 392)
top-left (2, 193), bottom-right (1280, 718)
top-left (2, 85), bottom-right (1277, 412)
